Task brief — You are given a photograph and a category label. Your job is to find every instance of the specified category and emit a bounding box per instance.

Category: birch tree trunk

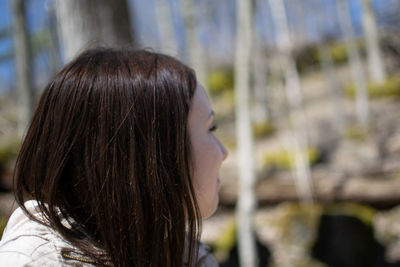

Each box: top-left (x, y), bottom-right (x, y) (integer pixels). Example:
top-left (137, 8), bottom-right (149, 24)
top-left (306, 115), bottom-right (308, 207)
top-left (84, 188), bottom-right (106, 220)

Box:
top-left (269, 0), bottom-right (313, 203)
top-left (155, 0), bottom-right (178, 56)
top-left (361, 0), bottom-right (386, 84)
top-left (182, 0), bottom-right (207, 87)
top-left (287, 0), bottom-right (308, 47)
top-left (54, 0), bottom-right (134, 62)
top-left (46, 1), bottom-right (61, 75)
top-left (252, 32), bottom-right (270, 124)
top-left (11, 0), bottom-right (34, 137)
top-left (318, 44), bottom-right (346, 134)
top-left (234, 0), bottom-right (257, 266)
top-left (338, 0), bottom-right (369, 128)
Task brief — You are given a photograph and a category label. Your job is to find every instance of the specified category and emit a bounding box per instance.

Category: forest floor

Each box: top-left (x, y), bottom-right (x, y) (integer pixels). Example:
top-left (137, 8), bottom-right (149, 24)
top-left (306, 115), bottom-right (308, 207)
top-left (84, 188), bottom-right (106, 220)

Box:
top-left (215, 62), bottom-right (400, 209)
top-left (204, 62), bottom-right (400, 264)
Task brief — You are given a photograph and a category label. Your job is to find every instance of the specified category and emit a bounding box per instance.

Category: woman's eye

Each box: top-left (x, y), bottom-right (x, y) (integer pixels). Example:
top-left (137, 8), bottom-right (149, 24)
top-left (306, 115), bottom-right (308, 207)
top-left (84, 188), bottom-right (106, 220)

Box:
top-left (209, 124), bottom-right (218, 132)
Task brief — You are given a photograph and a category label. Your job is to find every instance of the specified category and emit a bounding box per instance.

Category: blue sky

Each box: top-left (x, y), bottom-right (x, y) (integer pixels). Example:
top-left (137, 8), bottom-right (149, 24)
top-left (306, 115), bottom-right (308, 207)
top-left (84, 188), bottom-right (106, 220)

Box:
top-left (0, 0), bottom-right (14, 91)
top-left (0, 0), bottom-right (399, 92)
top-left (0, 0), bottom-right (49, 92)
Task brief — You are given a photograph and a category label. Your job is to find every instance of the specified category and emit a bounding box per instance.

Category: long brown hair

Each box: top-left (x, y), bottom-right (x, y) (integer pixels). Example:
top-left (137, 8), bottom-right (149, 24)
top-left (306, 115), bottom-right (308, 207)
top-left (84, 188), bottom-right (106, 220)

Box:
top-left (14, 48), bottom-right (201, 267)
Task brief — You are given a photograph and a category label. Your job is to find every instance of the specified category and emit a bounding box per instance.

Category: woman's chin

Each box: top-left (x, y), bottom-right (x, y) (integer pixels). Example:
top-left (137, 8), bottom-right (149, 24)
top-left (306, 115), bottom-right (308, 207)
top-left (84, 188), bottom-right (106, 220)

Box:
top-left (201, 196), bottom-right (219, 219)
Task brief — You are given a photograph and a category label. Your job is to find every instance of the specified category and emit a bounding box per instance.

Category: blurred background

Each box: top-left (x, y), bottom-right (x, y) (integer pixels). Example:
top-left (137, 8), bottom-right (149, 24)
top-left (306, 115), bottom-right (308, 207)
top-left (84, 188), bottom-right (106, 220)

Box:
top-left (1, 0), bottom-right (400, 266)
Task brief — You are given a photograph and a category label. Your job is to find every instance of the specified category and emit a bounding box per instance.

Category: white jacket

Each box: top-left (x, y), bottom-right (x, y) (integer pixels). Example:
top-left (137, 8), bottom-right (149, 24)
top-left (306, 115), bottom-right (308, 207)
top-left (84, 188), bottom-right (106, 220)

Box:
top-left (0, 201), bottom-right (218, 266)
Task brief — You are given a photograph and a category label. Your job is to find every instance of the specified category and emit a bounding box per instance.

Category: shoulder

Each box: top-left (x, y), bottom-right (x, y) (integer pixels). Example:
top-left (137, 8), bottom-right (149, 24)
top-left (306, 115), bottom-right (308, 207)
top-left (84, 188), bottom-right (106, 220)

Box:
top-left (183, 236), bottom-right (219, 267)
top-left (0, 225), bottom-right (64, 266)
top-left (0, 201), bottom-right (88, 266)
top-left (196, 242), bottom-right (219, 267)
top-left (0, 235), bottom-right (61, 266)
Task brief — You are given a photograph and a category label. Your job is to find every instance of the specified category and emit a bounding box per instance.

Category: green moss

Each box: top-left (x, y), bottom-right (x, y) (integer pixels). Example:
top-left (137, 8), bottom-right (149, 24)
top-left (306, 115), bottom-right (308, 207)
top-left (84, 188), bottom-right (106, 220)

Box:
top-left (323, 202), bottom-right (376, 226)
top-left (214, 222), bottom-right (236, 259)
top-left (267, 202), bottom-right (323, 262)
top-left (270, 259), bottom-right (328, 267)
top-left (328, 40), bottom-right (365, 64)
top-left (344, 73), bottom-right (400, 99)
top-left (252, 121), bottom-right (275, 139)
top-left (0, 137), bottom-right (21, 166)
top-left (310, 42), bottom-right (350, 65)
top-left (329, 43), bottom-right (349, 64)
top-left (207, 69), bottom-right (234, 96)
top-left (263, 147), bottom-right (320, 170)
top-left (276, 202), bottom-right (322, 235)
top-left (293, 40), bottom-right (366, 73)
top-left (0, 215), bottom-right (8, 239)
top-left (345, 126), bottom-right (368, 142)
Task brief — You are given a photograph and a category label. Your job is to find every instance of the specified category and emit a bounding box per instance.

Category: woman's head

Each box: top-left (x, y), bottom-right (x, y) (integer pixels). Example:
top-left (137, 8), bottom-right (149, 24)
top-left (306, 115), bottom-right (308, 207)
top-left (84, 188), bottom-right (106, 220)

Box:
top-left (14, 48), bottom-right (226, 267)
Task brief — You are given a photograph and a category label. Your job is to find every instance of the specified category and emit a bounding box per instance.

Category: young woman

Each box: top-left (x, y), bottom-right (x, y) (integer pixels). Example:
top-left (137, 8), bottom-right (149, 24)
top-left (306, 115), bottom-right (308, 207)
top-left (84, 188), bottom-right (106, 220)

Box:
top-left (0, 48), bottom-right (227, 266)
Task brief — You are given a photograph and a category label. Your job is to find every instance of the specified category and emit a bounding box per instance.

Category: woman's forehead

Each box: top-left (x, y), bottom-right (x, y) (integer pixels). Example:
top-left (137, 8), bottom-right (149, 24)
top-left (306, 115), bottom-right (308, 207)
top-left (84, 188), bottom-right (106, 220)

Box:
top-left (191, 85), bottom-right (212, 118)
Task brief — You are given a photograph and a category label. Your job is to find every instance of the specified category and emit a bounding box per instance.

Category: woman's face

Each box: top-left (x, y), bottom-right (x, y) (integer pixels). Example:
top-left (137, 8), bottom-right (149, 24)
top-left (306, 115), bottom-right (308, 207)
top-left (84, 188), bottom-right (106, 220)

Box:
top-left (188, 84), bottom-right (228, 219)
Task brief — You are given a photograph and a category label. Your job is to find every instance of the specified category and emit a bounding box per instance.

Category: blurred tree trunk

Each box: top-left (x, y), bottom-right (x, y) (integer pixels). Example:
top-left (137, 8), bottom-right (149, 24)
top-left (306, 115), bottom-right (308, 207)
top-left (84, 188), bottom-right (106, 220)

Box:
top-left (338, 0), bottom-right (369, 129)
top-left (11, 0), bottom-right (34, 137)
top-left (234, 0), bottom-right (257, 266)
top-left (252, 32), bottom-right (270, 124)
top-left (269, 0), bottom-right (313, 203)
top-left (361, 0), bottom-right (386, 84)
top-left (46, 1), bottom-right (61, 75)
top-left (287, 0), bottom-right (308, 47)
top-left (182, 0), bottom-right (207, 87)
top-left (155, 0), bottom-right (178, 56)
top-left (54, 0), bottom-right (134, 62)
top-left (318, 44), bottom-right (345, 134)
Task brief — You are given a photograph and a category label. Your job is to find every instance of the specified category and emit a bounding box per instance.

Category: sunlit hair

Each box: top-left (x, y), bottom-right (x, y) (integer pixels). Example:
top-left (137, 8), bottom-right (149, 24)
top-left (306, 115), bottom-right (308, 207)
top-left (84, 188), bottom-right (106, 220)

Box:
top-left (14, 48), bottom-right (201, 267)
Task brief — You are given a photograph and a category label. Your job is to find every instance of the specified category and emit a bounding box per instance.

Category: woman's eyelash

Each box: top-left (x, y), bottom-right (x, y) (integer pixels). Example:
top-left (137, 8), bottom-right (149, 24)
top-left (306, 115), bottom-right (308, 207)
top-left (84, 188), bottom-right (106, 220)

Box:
top-left (209, 124), bottom-right (218, 132)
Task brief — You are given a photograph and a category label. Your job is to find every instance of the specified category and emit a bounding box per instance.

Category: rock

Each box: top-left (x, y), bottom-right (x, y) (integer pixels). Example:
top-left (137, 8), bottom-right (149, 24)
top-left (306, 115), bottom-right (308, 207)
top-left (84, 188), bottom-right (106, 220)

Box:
top-left (374, 206), bottom-right (400, 263)
top-left (254, 203), bottom-right (323, 266)
top-left (385, 131), bottom-right (400, 156)
top-left (340, 177), bottom-right (400, 205)
top-left (331, 140), bottom-right (380, 175)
